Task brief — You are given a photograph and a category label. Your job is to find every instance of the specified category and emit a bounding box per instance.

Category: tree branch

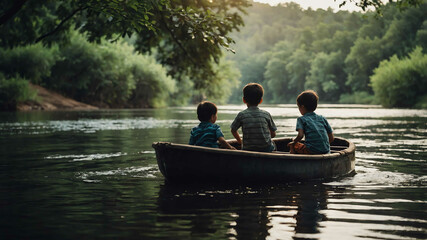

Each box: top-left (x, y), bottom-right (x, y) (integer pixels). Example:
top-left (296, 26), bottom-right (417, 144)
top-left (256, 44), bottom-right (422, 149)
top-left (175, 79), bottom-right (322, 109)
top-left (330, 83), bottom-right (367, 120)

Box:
top-left (35, 6), bottom-right (86, 43)
top-left (0, 0), bottom-right (28, 26)
top-left (150, 1), bottom-right (197, 66)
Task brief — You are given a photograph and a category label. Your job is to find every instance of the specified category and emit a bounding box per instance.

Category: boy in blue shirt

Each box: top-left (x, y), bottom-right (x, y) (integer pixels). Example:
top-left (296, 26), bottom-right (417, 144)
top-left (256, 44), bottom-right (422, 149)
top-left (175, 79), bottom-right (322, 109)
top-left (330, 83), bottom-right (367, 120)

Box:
top-left (288, 90), bottom-right (334, 154)
top-left (189, 101), bottom-right (235, 149)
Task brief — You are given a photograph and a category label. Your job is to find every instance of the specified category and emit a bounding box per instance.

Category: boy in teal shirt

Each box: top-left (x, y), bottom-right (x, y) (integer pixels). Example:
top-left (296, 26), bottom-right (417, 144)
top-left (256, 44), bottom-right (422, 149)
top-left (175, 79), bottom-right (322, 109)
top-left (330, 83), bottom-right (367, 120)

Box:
top-left (288, 90), bottom-right (334, 154)
top-left (189, 101), bottom-right (235, 149)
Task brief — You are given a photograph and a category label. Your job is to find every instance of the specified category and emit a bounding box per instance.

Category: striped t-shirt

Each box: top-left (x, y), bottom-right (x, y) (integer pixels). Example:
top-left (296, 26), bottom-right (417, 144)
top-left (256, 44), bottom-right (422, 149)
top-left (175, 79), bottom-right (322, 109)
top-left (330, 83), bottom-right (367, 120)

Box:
top-left (231, 106), bottom-right (277, 152)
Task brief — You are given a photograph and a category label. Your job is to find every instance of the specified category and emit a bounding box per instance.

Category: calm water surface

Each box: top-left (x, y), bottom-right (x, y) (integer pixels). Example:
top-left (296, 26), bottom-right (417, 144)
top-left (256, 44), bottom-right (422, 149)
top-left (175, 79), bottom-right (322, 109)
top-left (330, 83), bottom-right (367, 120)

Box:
top-left (0, 104), bottom-right (426, 239)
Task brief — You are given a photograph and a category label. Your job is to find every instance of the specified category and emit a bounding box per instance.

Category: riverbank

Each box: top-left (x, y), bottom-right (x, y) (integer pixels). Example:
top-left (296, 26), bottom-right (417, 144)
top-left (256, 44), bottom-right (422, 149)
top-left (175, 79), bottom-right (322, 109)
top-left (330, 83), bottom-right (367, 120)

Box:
top-left (16, 84), bottom-right (98, 111)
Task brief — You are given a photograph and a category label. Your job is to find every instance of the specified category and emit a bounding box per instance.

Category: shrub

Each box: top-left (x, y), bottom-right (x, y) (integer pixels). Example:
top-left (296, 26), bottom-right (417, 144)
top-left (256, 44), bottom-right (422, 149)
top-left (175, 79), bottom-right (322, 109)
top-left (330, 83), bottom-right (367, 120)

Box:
top-left (0, 44), bottom-right (57, 84)
top-left (127, 53), bottom-right (176, 108)
top-left (414, 95), bottom-right (427, 109)
top-left (371, 47), bottom-right (427, 108)
top-left (203, 59), bottom-right (241, 104)
top-left (339, 91), bottom-right (377, 104)
top-left (47, 31), bottom-right (176, 108)
top-left (0, 74), bottom-right (36, 110)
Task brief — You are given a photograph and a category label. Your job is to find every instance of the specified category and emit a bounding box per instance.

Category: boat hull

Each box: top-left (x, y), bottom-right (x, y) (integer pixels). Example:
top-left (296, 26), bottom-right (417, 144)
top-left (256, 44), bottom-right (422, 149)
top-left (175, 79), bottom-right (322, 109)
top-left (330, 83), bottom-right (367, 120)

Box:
top-left (152, 137), bottom-right (355, 182)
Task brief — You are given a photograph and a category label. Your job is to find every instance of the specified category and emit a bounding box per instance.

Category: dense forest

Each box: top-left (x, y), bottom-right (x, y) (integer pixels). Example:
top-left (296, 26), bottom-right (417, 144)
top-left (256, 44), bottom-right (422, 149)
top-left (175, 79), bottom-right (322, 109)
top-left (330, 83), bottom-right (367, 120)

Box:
top-left (0, 0), bottom-right (426, 109)
top-left (226, 1), bottom-right (427, 108)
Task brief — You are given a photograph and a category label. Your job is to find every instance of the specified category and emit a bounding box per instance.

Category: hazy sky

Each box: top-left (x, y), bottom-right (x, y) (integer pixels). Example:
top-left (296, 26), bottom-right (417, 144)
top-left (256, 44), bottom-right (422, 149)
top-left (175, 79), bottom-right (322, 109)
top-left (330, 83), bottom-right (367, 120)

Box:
top-left (253, 0), bottom-right (361, 12)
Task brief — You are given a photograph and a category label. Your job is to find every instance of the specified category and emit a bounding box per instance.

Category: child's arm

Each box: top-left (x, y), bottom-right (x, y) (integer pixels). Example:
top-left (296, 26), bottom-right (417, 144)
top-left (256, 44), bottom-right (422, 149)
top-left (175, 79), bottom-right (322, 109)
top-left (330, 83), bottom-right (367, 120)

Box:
top-left (288, 129), bottom-right (304, 146)
top-left (270, 129), bottom-right (276, 138)
top-left (218, 137), bottom-right (236, 150)
top-left (287, 129), bottom-right (304, 153)
top-left (328, 132), bottom-right (334, 143)
top-left (293, 129), bottom-right (304, 143)
top-left (231, 129), bottom-right (242, 147)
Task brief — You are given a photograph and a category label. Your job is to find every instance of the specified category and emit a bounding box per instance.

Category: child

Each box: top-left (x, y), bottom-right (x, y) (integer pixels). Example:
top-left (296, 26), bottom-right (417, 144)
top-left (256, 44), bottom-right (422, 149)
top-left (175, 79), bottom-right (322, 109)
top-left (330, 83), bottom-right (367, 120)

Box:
top-left (230, 83), bottom-right (277, 152)
top-left (288, 90), bottom-right (334, 154)
top-left (189, 101), bottom-right (235, 149)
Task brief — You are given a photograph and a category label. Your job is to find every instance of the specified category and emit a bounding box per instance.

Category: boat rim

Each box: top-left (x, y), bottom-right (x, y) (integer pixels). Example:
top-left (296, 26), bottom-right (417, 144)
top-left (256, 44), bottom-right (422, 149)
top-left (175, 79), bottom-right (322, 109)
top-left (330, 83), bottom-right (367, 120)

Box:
top-left (152, 137), bottom-right (355, 160)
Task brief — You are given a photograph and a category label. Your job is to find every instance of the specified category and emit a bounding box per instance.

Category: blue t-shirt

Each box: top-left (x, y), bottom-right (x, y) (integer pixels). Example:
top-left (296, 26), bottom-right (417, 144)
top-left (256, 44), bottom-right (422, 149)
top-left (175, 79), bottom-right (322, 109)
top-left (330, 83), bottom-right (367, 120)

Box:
top-left (296, 112), bottom-right (333, 154)
top-left (189, 122), bottom-right (225, 148)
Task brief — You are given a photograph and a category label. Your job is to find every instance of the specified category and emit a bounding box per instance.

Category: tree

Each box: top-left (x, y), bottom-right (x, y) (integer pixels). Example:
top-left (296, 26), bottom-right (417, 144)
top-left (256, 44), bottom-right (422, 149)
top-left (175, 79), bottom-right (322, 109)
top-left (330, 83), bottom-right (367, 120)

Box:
top-left (344, 36), bottom-right (384, 92)
top-left (285, 48), bottom-right (311, 94)
top-left (371, 47), bottom-right (427, 108)
top-left (337, 0), bottom-right (424, 13)
top-left (264, 41), bottom-right (296, 102)
top-left (228, 53), bottom-right (269, 103)
top-left (415, 20), bottom-right (427, 50)
top-left (0, 0), bottom-right (250, 89)
top-left (380, 3), bottom-right (427, 57)
top-left (201, 58), bottom-right (241, 104)
top-left (306, 51), bottom-right (348, 101)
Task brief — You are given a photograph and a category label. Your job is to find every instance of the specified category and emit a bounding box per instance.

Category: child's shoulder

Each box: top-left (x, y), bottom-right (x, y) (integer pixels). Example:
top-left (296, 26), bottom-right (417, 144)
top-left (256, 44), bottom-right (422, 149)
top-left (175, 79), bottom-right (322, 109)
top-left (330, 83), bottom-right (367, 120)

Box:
top-left (205, 123), bottom-right (222, 131)
top-left (193, 122), bottom-right (219, 129)
top-left (301, 112), bottom-right (328, 123)
top-left (250, 106), bottom-right (271, 114)
top-left (299, 112), bottom-right (316, 121)
top-left (314, 112), bottom-right (328, 120)
top-left (242, 107), bottom-right (272, 117)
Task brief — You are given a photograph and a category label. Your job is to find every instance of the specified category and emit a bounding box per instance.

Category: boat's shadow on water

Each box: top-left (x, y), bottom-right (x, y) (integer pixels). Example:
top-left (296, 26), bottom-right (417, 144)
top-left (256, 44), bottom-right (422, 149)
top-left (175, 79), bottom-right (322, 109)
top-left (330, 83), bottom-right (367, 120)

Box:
top-left (156, 179), bottom-right (351, 238)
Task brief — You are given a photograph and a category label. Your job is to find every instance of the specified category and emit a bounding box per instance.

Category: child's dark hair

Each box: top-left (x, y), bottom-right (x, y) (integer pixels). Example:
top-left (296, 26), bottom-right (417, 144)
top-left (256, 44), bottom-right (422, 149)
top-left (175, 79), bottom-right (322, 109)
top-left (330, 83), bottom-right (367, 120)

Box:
top-left (243, 83), bottom-right (264, 106)
top-left (297, 90), bottom-right (319, 112)
top-left (197, 101), bottom-right (217, 122)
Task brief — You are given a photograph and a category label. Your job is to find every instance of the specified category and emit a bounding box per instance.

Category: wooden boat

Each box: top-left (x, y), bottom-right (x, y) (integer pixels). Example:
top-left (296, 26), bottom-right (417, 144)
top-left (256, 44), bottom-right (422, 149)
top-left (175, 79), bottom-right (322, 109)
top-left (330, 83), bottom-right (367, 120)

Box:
top-left (152, 137), bottom-right (355, 182)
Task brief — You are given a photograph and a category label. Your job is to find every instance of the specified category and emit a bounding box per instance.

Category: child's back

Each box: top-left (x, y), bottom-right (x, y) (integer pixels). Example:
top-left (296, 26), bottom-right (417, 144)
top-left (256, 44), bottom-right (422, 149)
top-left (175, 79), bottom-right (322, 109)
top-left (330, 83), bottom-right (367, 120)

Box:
top-left (289, 90), bottom-right (334, 154)
top-left (231, 106), bottom-right (276, 151)
top-left (296, 111), bottom-right (332, 154)
top-left (189, 121), bottom-right (223, 148)
top-left (189, 101), bottom-right (235, 149)
top-left (231, 83), bottom-right (277, 152)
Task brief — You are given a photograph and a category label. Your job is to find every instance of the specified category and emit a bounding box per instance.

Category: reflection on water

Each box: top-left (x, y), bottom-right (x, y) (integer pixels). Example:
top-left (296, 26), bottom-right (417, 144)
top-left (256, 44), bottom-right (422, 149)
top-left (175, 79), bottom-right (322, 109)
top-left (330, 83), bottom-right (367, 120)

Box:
top-left (0, 105), bottom-right (426, 239)
top-left (157, 182), bottom-right (329, 239)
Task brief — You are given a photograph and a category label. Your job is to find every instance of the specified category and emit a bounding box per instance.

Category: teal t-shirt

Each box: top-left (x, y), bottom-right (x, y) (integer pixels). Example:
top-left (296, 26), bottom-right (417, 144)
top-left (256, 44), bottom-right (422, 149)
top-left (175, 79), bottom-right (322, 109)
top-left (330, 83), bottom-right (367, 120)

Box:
top-left (296, 112), bottom-right (333, 154)
top-left (189, 122), bottom-right (224, 148)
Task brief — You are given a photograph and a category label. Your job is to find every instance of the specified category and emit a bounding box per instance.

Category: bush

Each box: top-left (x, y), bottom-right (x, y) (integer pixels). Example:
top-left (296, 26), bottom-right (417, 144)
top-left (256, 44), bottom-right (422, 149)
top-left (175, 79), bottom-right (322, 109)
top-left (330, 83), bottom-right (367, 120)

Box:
top-left (47, 32), bottom-right (126, 106)
top-left (0, 30), bottom-right (240, 109)
top-left (371, 47), bottom-right (427, 108)
top-left (201, 59), bottom-right (241, 104)
top-left (0, 74), bottom-right (36, 110)
top-left (47, 31), bottom-right (176, 108)
top-left (414, 95), bottom-right (427, 109)
top-left (339, 91), bottom-right (377, 104)
top-left (0, 44), bottom-right (57, 84)
top-left (127, 53), bottom-right (176, 108)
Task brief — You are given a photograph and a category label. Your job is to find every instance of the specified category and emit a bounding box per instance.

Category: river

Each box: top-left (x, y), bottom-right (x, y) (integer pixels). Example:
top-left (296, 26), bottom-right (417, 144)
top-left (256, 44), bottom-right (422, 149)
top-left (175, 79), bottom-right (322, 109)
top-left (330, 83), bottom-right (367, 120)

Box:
top-left (0, 104), bottom-right (426, 239)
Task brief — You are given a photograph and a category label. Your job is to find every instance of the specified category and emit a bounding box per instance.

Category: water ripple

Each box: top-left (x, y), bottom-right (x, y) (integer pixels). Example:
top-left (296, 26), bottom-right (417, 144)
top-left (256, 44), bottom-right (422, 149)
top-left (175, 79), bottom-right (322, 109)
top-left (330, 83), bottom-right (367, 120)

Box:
top-left (46, 152), bottom-right (127, 162)
top-left (0, 117), bottom-right (196, 135)
top-left (76, 165), bottom-right (159, 182)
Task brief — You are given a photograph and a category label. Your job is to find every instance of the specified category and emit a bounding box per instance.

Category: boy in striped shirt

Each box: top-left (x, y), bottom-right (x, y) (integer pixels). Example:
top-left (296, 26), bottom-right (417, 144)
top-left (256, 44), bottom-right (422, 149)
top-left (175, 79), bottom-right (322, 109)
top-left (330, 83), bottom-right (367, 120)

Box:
top-left (230, 83), bottom-right (277, 152)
